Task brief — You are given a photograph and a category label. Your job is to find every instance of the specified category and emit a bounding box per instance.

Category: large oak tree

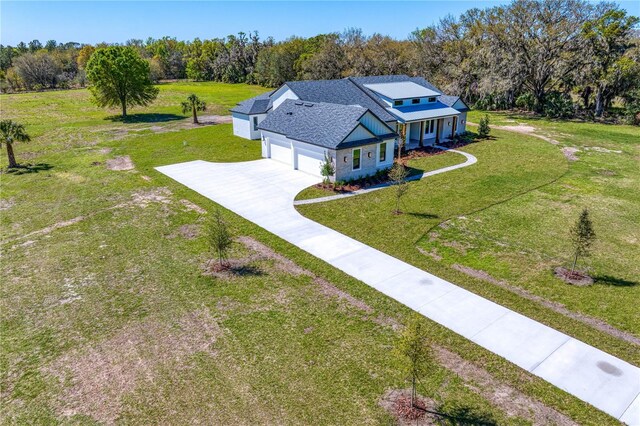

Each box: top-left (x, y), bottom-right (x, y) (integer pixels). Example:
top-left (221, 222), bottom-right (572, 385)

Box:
top-left (86, 46), bottom-right (158, 117)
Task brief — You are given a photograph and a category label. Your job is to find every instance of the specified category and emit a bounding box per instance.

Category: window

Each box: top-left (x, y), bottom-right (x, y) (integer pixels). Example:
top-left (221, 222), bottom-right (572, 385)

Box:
top-left (393, 100), bottom-right (403, 107)
top-left (252, 116), bottom-right (258, 131)
top-left (352, 148), bottom-right (361, 170)
top-left (429, 120), bottom-right (435, 133)
top-left (428, 97), bottom-right (436, 103)
top-left (412, 98), bottom-right (420, 104)
top-left (379, 142), bottom-right (387, 163)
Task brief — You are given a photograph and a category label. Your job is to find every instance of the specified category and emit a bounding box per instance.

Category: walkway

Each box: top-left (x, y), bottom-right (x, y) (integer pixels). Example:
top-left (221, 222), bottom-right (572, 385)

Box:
top-left (294, 148), bottom-right (477, 205)
top-left (156, 159), bottom-right (639, 424)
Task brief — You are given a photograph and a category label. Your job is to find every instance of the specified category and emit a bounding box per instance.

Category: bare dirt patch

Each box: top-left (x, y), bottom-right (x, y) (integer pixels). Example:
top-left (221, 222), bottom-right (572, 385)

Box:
top-left (106, 155), bottom-right (135, 171)
top-left (417, 247), bottom-right (443, 261)
top-left (130, 187), bottom-right (172, 208)
top-left (237, 236), bottom-right (308, 276)
top-left (452, 264), bottom-right (640, 345)
top-left (21, 216), bottom-right (85, 240)
top-left (168, 224), bottom-right (201, 240)
top-left (554, 267), bottom-right (594, 286)
top-left (0, 198), bottom-right (15, 211)
top-left (470, 122), bottom-right (560, 144)
top-left (180, 199), bottom-right (207, 215)
top-left (561, 147), bottom-right (580, 161)
top-left (379, 389), bottom-right (438, 425)
top-left (46, 310), bottom-right (220, 424)
top-left (584, 146), bottom-right (622, 154)
top-left (434, 347), bottom-right (578, 426)
top-left (196, 115), bottom-right (233, 125)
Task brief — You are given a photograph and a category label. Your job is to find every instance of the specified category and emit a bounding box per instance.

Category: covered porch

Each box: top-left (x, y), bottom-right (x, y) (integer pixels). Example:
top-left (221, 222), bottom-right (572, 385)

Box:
top-left (401, 115), bottom-right (459, 150)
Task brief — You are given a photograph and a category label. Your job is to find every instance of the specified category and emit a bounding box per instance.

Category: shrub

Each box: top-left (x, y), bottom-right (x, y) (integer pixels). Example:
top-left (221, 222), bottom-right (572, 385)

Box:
top-left (319, 153), bottom-right (335, 184)
top-left (477, 115), bottom-right (491, 138)
top-left (515, 92), bottom-right (536, 111)
top-left (543, 92), bottom-right (575, 118)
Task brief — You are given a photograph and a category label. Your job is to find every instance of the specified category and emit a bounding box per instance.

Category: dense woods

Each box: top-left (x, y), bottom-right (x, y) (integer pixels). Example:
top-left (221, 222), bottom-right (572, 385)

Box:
top-left (1, 0), bottom-right (638, 122)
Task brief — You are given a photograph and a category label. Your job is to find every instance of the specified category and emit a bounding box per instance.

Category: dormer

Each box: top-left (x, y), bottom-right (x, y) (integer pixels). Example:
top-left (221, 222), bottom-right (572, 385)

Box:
top-left (364, 82), bottom-right (440, 107)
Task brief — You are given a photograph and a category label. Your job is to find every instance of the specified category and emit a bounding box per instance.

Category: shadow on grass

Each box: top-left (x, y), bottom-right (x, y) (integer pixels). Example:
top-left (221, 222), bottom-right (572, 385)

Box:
top-left (4, 163), bottom-right (54, 175)
top-left (436, 406), bottom-right (498, 425)
top-left (228, 265), bottom-right (266, 277)
top-left (407, 212), bottom-right (439, 219)
top-left (105, 113), bottom-right (185, 123)
top-left (594, 275), bottom-right (638, 287)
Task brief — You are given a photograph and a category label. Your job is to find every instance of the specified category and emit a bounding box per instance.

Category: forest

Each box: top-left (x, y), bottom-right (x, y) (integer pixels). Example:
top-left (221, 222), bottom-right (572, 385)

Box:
top-left (1, 0), bottom-right (638, 123)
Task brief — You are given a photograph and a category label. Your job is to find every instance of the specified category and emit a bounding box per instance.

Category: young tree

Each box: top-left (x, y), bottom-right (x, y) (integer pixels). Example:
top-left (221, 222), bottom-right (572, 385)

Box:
top-left (388, 163), bottom-right (409, 214)
top-left (319, 152), bottom-right (335, 185)
top-left (394, 314), bottom-right (433, 408)
top-left (86, 46), bottom-right (159, 118)
top-left (0, 120), bottom-right (31, 169)
top-left (181, 93), bottom-right (207, 124)
top-left (208, 209), bottom-right (233, 268)
top-left (569, 208), bottom-right (596, 273)
top-left (477, 114), bottom-right (491, 138)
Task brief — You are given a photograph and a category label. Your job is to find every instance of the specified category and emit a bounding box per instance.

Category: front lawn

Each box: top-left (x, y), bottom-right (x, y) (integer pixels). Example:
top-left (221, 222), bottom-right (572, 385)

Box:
top-left (297, 124), bottom-right (640, 365)
top-left (0, 85), bottom-right (626, 425)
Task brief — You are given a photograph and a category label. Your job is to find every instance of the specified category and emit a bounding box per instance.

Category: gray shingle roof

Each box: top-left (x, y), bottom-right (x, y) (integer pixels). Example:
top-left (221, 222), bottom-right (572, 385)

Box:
top-left (230, 91), bottom-right (273, 115)
top-left (439, 95), bottom-right (470, 112)
top-left (258, 99), bottom-right (385, 149)
top-left (284, 79), bottom-right (397, 123)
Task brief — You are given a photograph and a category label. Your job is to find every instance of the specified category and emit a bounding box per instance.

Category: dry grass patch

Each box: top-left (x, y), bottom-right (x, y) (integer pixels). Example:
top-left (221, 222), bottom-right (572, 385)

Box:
top-left (106, 155), bottom-right (135, 171)
top-left (45, 310), bottom-right (221, 424)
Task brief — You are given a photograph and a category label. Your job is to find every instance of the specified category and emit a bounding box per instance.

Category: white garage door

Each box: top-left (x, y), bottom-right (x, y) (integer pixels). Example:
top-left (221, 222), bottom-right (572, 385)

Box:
top-left (296, 148), bottom-right (324, 177)
top-left (269, 138), bottom-right (291, 165)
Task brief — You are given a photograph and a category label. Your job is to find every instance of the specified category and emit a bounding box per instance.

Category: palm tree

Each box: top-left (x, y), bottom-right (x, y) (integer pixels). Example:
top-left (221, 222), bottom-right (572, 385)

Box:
top-left (0, 120), bottom-right (31, 169)
top-left (181, 94), bottom-right (207, 124)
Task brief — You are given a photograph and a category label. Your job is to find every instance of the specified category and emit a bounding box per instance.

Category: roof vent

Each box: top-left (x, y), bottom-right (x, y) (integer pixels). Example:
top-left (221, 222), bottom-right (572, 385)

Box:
top-left (304, 103), bottom-right (313, 107)
top-left (286, 111), bottom-right (293, 115)
top-left (294, 102), bottom-right (303, 106)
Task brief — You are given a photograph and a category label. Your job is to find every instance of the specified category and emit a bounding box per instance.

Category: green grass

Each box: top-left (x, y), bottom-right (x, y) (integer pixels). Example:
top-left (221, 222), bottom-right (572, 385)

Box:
top-left (0, 84), bottom-right (629, 425)
top-left (298, 120), bottom-right (640, 365)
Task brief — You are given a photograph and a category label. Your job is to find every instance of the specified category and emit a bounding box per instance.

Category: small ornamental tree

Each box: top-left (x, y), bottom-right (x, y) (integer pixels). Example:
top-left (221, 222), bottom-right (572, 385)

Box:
top-left (478, 114), bottom-right (491, 138)
top-left (394, 314), bottom-right (433, 408)
top-left (86, 46), bottom-right (159, 118)
top-left (208, 209), bottom-right (233, 269)
top-left (389, 162), bottom-right (409, 214)
top-left (319, 153), bottom-right (335, 185)
top-left (569, 208), bottom-right (596, 273)
top-left (181, 94), bottom-right (207, 124)
top-left (0, 120), bottom-right (31, 169)
top-left (397, 124), bottom-right (407, 158)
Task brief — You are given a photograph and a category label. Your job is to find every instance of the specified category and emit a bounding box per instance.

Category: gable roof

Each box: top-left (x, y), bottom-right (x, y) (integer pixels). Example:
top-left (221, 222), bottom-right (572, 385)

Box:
top-left (284, 79), bottom-right (397, 123)
top-left (230, 91), bottom-right (273, 115)
top-left (439, 95), bottom-right (471, 112)
top-left (258, 99), bottom-right (394, 149)
top-left (364, 81), bottom-right (440, 100)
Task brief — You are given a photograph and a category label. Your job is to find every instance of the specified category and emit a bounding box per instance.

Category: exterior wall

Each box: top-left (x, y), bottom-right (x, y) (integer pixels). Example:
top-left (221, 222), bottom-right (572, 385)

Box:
top-left (360, 111), bottom-right (394, 135)
top-left (441, 117), bottom-right (454, 140)
top-left (334, 139), bottom-right (394, 182)
top-left (457, 112), bottom-right (468, 135)
top-left (344, 125), bottom-right (375, 142)
top-left (271, 86), bottom-right (299, 110)
top-left (232, 113), bottom-right (266, 140)
top-left (260, 130), bottom-right (331, 178)
top-left (232, 113), bottom-right (251, 139)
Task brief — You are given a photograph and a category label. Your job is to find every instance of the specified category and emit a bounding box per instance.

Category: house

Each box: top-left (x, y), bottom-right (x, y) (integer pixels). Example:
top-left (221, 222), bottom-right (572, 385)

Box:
top-left (230, 75), bottom-right (470, 181)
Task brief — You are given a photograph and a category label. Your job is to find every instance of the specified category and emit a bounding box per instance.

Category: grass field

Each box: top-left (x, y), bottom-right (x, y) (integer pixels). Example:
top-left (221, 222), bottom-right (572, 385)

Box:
top-left (0, 83), bottom-right (634, 425)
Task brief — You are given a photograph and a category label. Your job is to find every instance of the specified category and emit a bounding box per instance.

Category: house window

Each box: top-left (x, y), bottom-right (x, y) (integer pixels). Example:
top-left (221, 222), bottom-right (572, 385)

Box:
top-left (352, 148), bottom-right (361, 170)
top-left (379, 142), bottom-right (387, 163)
top-left (252, 116), bottom-right (258, 131)
top-left (430, 120), bottom-right (435, 133)
top-left (394, 100), bottom-right (403, 107)
top-left (428, 97), bottom-right (436, 103)
top-left (412, 98), bottom-right (420, 104)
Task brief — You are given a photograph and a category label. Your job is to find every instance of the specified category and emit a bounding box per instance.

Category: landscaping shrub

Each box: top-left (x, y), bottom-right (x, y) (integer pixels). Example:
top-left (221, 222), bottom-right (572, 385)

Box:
top-left (478, 115), bottom-right (491, 138)
top-left (515, 92), bottom-right (536, 111)
top-left (543, 92), bottom-right (576, 118)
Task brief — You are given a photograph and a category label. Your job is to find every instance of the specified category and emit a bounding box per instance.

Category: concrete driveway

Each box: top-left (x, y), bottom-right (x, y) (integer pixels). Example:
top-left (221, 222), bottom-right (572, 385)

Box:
top-left (157, 159), bottom-right (639, 423)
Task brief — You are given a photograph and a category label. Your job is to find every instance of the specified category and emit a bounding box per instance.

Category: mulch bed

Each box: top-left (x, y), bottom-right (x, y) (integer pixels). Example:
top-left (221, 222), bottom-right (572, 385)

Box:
top-left (554, 267), bottom-right (594, 286)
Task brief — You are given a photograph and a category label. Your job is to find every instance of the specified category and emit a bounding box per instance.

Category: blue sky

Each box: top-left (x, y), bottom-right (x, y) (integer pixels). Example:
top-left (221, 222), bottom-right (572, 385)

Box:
top-left (2, 1), bottom-right (639, 46)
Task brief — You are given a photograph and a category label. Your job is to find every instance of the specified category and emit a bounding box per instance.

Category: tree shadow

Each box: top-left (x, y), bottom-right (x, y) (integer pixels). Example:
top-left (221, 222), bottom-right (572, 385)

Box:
top-left (229, 264), bottom-right (266, 277)
top-left (105, 113), bottom-right (185, 123)
top-left (407, 212), bottom-right (439, 219)
top-left (435, 405), bottom-right (498, 425)
top-left (594, 275), bottom-right (638, 287)
top-left (4, 163), bottom-right (54, 175)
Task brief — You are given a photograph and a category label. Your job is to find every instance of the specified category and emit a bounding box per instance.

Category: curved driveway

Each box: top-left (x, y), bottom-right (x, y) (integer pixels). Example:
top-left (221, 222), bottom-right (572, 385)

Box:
top-left (156, 158), bottom-right (639, 423)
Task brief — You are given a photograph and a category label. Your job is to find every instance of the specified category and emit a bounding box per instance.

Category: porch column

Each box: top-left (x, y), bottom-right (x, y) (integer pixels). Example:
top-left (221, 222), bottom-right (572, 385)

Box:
top-left (419, 121), bottom-right (424, 148)
top-left (435, 119), bottom-right (441, 144)
top-left (405, 123), bottom-right (411, 147)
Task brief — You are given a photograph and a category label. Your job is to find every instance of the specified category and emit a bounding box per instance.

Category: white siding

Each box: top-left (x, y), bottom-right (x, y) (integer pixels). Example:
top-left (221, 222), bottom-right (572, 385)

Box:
top-left (232, 113), bottom-right (251, 139)
top-left (360, 111), bottom-right (393, 136)
top-left (441, 117), bottom-right (454, 140)
top-left (344, 125), bottom-right (375, 143)
top-left (249, 114), bottom-right (267, 139)
top-left (271, 86), bottom-right (299, 110)
top-left (457, 112), bottom-right (468, 134)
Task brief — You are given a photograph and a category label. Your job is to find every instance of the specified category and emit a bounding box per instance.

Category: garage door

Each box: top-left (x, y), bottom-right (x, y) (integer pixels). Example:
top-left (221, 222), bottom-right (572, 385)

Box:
top-left (296, 148), bottom-right (324, 177)
top-left (269, 138), bottom-right (291, 165)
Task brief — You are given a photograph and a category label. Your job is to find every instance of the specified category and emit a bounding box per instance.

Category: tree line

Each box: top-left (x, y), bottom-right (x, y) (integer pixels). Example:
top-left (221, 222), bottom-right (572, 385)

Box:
top-left (1, 0), bottom-right (638, 122)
